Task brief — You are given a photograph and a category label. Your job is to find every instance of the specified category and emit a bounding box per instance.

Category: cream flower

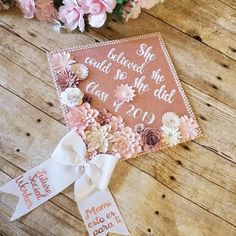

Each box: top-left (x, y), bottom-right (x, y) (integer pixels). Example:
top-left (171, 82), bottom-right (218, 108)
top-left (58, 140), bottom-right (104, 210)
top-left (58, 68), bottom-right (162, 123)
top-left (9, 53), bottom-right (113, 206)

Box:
top-left (85, 125), bottom-right (115, 153)
top-left (161, 125), bottom-right (181, 146)
top-left (61, 87), bottom-right (84, 107)
top-left (162, 112), bottom-right (180, 129)
top-left (51, 52), bottom-right (75, 73)
top-left (71, 63), bottom-right (89, 80)
top-left (112, 127), bottom-right (141, 159)
top-left (115, 84), bottom-right (135, 102)
top-left (179, 115), bottom-right (199, 140)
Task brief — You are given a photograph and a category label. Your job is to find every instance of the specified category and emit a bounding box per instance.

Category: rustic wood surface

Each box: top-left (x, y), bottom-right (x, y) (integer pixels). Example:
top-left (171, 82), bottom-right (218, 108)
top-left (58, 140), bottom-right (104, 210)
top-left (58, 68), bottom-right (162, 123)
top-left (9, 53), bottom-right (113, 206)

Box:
top-left (0, 0), bottom-right (236, 235)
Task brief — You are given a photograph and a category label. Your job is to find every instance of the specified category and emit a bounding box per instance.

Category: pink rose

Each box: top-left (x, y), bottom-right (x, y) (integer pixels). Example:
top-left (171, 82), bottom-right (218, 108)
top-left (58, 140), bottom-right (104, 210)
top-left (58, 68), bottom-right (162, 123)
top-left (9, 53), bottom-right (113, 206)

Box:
top-left (141, 127), bottom-right (161, 151)
top-left (59, 0), bottom-right (85, 31)
top-left (18, 0), bottom-right (36, 18)
top-left (83, 0), bottom-right (116, 27)
top-left (35, 0), bottom-right (57, 22)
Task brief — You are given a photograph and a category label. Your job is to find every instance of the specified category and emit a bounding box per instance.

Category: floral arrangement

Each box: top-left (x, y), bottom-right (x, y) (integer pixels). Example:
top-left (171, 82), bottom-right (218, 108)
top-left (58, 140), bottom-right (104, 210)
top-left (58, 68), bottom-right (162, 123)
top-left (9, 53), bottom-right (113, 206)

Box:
top-left (1, 0), bottom-right (165, 32)
top-left (50, 51), bottom-right (200, 160)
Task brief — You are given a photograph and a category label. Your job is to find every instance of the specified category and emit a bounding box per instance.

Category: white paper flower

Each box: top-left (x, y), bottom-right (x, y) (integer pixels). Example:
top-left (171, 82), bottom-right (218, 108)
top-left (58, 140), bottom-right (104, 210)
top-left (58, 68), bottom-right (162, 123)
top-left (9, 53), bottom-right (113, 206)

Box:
top-left (61, 87), bottom-right (84, 107)
top-left (51, 52), bottom-right (75, 73)
top-left (71, 64), bottom-right (89, 80)
top-left (85, 125), bottom-right (115, 153)
top-left (161, 125), bottom-right (181, 146)
top-left (115, 84), bottom-right (135, 102)
top-left (162, 112), bottom-right (180, 129)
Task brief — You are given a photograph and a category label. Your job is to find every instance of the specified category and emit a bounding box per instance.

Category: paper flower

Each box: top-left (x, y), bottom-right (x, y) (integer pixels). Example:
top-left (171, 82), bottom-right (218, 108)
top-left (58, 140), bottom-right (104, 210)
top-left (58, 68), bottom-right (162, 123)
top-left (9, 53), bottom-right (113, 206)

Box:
top-left (35, 0), bottom-right (57, 22)
top-left (85, 125), bottom-right (115, 153)
top-left (141, 127), bottom-right (161, 151)
top-left (58, 0), bottom-right (85, 31)
top-left (18, 0), bottom-right (35, 19)
top-left (84, 0), bottom-right (116, 28)
top-left (179, 115), bottom-right (199, 140)
top-left (51, 52), bottom-right (76, 73)
top-left (115, 84), bottom-right (135, 102)
top-left (71, 64), bottom-right (89, 80)
top-left (161, 126), bottom-right (181, 146)
top-left (67, 102), bottom-right (99, 135)
top-left (162, 112), bottom-right (180, 129)
top-left (61, 87), bottom-right (84, 107)
top-left (134, 123), bottom-right (144, 133)
top-left (112, 127), bottom-right (141, 159)
top-left (110, 116), bottom-right (125, 132)
top-left (57, 70), bottom-right (79, 91)
top-left (96, 108), bottom-right (112, 125)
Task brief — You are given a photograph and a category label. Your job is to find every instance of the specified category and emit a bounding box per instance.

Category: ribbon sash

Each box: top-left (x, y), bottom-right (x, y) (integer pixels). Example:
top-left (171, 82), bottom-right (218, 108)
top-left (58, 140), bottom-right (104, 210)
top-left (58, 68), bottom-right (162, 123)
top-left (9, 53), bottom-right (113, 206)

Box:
top-left (0, 131), bottom-right (129, 236)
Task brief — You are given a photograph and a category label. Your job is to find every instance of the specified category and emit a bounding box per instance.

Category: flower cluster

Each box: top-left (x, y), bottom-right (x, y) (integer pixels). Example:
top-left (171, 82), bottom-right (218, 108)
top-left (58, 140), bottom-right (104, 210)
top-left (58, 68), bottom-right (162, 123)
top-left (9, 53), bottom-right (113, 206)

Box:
top-left (52, 52), bottom-right (199, 160)
top-left (52, 52), bottom-right (89, 91)
top-left (161, 112), bottom-right (199, 146)
top-left (2, 0), bottom-right (165, 32)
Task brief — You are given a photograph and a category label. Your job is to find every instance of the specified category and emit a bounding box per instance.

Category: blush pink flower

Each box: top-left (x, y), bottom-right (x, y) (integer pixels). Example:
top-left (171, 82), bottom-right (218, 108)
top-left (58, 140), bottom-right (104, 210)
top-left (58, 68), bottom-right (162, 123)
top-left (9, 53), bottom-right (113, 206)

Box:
top-left (112, 127), bottom-right (141, 160)
top-left (83, 0), bottom-right (116, 27)
top-left (67, 102), bottom-right (99, 136)
top-left (51, 52), bottom-right (76, 73)
top-left (35, 0), bottom-right (57, 22)
top-left (18, 0), bottom-right (36, 19)
top-left (59, 0), bottom-right (85, 31)
top-left (179, 115), bottom-right (199, 141)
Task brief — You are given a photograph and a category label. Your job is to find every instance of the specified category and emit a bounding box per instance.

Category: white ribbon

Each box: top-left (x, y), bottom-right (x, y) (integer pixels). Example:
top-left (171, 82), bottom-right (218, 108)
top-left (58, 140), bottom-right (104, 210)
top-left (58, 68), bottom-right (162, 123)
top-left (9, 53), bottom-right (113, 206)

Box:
top-left (0, 131), bottom-right (129, 236)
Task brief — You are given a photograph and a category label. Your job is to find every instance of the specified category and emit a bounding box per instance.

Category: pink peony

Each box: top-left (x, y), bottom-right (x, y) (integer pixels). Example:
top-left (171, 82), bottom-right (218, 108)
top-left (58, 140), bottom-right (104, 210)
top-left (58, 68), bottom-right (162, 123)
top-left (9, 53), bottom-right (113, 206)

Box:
top-left (179, 115), bottom-right (199, 141)
top-left (83, 0), bottom-right (116, 27)
top-left (18, 0), bottom-right (36, 18)
top-left (59, 0), bottom-right (85, 31)
top-left (35, 0), bottom-right (57, 22)
top-left (67, 102), bottom-right (99, 136)
top-left (112, 127), bottom-right (141, 159)
top-left (141, 127), bottom-right (161, 151)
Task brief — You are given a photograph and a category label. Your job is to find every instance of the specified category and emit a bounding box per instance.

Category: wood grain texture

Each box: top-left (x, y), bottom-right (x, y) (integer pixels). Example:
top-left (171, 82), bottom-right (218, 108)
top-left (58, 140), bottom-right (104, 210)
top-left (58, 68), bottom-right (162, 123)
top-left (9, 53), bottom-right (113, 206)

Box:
top-left (0, 2), bottom-right (236, 236)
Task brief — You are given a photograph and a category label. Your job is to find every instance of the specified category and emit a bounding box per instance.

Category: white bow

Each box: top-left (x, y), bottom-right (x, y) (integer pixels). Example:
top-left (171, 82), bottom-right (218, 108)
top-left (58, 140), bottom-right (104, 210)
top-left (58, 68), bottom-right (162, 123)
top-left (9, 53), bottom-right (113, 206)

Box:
top-left (51, 130), bottom-right (118, 202)
top-left (0, 131), bottom-right (129, 235)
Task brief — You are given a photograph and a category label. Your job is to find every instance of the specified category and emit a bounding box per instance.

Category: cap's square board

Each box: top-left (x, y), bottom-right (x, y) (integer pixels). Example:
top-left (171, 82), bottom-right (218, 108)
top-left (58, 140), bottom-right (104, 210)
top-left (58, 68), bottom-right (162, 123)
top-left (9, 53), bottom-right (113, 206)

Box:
top-left (48, 33), bottom-right (202, 156)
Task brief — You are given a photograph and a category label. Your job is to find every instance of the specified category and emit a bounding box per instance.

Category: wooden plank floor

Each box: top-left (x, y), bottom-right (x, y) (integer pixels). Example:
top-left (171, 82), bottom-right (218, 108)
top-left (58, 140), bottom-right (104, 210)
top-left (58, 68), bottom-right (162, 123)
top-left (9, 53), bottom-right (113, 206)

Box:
top-left (0, 0), bottom-right (236, 235)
